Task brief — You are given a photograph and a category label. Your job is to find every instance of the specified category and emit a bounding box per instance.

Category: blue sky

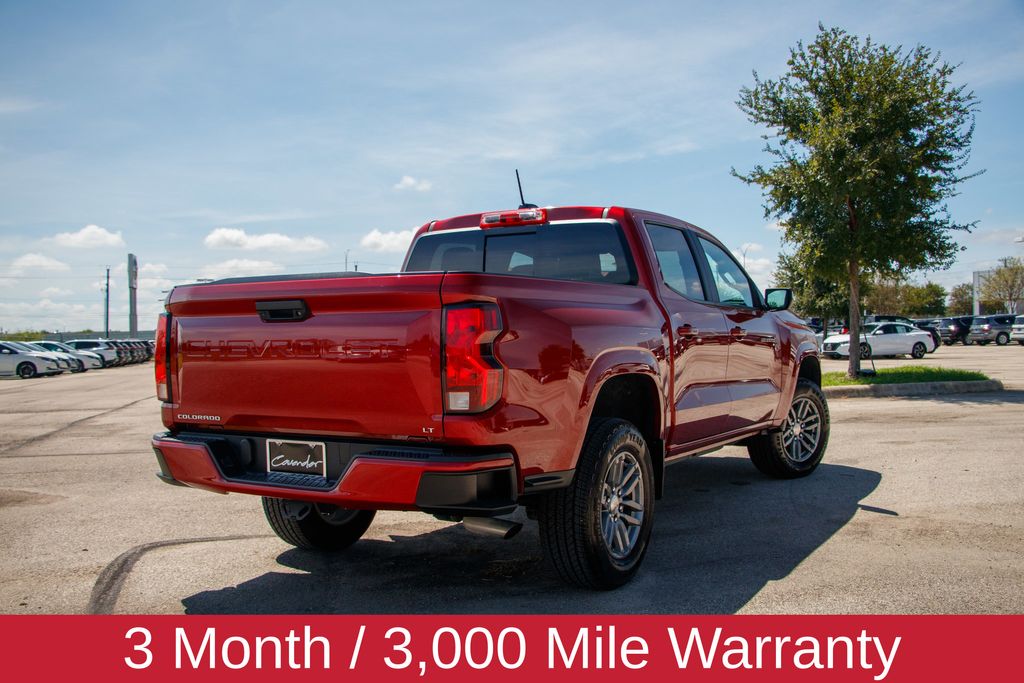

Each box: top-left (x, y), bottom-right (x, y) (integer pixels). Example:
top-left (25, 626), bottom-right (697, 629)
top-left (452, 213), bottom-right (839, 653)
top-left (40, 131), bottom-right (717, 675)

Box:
top-left (1, 0), bottom-right (1022, 332)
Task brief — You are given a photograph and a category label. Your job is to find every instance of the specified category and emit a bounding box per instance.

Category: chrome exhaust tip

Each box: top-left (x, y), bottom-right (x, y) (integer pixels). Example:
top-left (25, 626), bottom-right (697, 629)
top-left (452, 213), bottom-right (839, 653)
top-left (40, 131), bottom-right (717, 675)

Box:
top-left (462, 516), bottom-right (523, 539)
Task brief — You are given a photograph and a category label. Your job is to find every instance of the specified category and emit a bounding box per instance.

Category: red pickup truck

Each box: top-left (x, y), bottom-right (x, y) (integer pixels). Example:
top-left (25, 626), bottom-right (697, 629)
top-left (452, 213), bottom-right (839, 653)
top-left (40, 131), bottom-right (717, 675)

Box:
top-left (152, 205), bottom-right (827, 589)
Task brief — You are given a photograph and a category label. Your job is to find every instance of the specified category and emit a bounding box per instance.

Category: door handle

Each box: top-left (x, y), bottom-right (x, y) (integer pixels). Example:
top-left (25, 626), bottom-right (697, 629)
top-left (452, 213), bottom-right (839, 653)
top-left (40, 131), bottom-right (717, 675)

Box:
top-left (676, 324), bottom-right (699, 337)
top-left (256, 299), bottom-right (310, 322)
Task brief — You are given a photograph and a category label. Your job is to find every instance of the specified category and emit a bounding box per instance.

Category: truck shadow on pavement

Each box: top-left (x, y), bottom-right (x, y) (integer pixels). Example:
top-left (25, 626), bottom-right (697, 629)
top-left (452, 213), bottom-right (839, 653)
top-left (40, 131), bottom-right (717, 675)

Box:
top-left (181, 454), bottom-right (880, 614)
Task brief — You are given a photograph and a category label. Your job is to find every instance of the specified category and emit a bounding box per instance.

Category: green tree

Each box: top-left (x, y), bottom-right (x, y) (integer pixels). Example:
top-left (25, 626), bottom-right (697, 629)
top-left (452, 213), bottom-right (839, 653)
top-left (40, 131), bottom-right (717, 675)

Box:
top-left (947, 283), bottom-right (973, 315)
top-left (773, 250), bottom-right (851, 321)
top-left (734, 25), bottom-right (981, 376)
top-left (864, 276), bottom-right (904, 315)
top-left (981, 257), bottom-right (1024, 313)
top-left (902, 282), bottom-right (947, 316)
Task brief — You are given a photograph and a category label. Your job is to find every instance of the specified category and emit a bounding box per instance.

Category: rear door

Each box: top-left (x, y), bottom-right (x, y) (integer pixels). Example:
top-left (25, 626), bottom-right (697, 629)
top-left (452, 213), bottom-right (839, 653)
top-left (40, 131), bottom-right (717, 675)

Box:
top-left (167, 273), bottom-right (446, 440)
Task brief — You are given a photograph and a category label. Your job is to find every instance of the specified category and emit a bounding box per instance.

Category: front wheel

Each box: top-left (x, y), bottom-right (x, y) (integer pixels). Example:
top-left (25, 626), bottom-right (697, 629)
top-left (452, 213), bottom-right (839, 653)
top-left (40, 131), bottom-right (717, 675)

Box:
top-left (748, 379), bottom-right (830, 478)
top-left (911, 342), bottom-right (927, 359)
top-left (17, 362), bottom-right (37, 379)
top-left (860, 343), bottom-right (872, 359)
top-left (262, 498), bottom-right (375, 551)
top-left (538, 418), bottom-right (655, 590)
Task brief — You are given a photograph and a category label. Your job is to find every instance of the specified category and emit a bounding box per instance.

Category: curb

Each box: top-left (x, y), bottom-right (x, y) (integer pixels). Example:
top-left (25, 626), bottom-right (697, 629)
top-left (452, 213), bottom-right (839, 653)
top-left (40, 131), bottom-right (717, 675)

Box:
top-left (824, 379), bottom-right (1004, 399)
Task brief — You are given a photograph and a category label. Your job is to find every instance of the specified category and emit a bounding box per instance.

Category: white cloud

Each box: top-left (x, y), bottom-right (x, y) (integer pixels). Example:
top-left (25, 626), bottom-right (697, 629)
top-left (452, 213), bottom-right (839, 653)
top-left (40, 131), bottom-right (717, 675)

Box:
top-left (50, 224), bottom-right (126, 248)
top-left (738, 242), bottom-right (764, 254)
top-left (10, 253), bottom-right (70, 274)
top-left (0, 97), bottom-right (41, 114)
top-left (203, 227), bottom-right (328, 252)
top-left (40, 287), bottom-right (74, 297)
top-left (139, 262), bottom-right (168, 275)
top-left (393, 175), bottom-right (433, 192)
top-left (742, 257), bottom-right (775, 287)
top-left (360, 228), bottom-right (417, 253)
top-left (200, 259), bottom-right (283, 280)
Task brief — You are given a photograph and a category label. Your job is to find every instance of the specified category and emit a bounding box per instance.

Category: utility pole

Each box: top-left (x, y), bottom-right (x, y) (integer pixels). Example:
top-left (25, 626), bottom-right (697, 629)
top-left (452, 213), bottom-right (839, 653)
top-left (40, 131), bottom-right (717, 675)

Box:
top-left (104, 267), bottom-right (110, 337)
top-left (345, 249), bottom-right (351, 271)
top-left (127, 253), bottom-right (138, 337)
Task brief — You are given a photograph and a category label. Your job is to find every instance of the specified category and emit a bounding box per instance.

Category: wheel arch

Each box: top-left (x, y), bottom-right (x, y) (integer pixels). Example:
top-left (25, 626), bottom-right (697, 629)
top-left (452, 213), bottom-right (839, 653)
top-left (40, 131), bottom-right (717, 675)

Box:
top-left (575, 352), bottom-right (667, 498)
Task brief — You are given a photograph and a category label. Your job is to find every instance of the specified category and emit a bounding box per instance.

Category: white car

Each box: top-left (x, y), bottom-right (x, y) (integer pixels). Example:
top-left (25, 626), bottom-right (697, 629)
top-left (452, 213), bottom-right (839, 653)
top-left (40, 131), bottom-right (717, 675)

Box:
top-left (821, 322), bottom-right (937, 359)
top-left (65, 339), bottom-right (120, 366)
top-left (34, 341), bottom-right (105, 370)
top-left (0, 341), bottom-right (62, 378)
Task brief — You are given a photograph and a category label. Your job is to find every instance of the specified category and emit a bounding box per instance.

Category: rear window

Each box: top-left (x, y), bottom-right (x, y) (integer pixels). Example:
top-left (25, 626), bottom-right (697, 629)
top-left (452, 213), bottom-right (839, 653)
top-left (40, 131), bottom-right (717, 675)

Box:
top-left (405, 222), bottom-right (636, 285)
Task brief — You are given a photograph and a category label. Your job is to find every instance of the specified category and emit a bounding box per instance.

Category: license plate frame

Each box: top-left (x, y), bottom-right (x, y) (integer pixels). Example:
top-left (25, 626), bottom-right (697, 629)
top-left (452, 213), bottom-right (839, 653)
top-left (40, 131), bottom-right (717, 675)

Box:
top-left (266, 439), bottom-right (327, 478)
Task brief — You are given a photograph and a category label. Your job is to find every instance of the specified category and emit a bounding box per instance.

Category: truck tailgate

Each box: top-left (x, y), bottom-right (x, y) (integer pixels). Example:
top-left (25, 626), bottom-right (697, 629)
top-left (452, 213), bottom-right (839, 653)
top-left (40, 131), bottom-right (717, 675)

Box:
top-left (166, 273), bottom-right (444, 439)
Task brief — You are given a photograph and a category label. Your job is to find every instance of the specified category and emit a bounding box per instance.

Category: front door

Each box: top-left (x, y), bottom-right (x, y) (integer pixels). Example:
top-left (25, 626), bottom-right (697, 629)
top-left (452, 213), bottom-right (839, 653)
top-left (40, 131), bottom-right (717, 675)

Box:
top-left (642, 222), bottom-right (732, 448)
top-left (692, 236), bottom-right (781, 431)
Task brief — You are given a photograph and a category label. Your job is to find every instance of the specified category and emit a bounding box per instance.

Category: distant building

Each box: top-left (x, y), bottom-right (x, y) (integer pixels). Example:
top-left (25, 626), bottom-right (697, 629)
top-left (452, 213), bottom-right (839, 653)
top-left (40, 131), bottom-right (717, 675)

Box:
top-left (972, 269), bottom-right (993, 315)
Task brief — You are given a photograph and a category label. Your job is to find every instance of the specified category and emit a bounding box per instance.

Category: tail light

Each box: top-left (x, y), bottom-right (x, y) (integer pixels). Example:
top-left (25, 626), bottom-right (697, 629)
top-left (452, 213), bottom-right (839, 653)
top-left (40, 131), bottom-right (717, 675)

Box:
top-left (155, 313), bottom-right (170, 401)
top-left (982, 324), bottom-right (991, 331)
top-left (443, 304), bottom-right (503, 413)
top-left (841, 326), bottom-right (849, 334)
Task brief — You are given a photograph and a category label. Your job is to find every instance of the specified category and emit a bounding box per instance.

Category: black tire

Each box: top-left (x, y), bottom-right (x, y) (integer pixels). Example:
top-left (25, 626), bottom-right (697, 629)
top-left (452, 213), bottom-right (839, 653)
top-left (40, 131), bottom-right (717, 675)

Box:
top-left (963, 338), bottom-right (973, 346)
top-left (996, 332), bottom-right (1009, 346)
top-left (911, 342), bottom-right (927, 359)
top-left (17, 362), bottom-right (37, 379)
top-left (537, 418), bottom-right (655, 590)
top-left (860, 343), bottom-right (872, 360)
top-left (262, 497), bottom-right (375, 551)
top-left (747, 379), bottom-right (829, 479)
top-left (979, 341), bottom-right (990, 346)
top-left (1018, 341), bottom-right (1024, 346)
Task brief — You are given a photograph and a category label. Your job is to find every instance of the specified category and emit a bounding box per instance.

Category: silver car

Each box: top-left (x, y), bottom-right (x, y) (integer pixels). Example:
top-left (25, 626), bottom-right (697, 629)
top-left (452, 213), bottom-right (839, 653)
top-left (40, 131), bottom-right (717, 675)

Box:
top-left (4, 341), bottom-right (73, 372)
top-left (0, 341), bottom-right (62, 378)
top-left (20, 341), bottom-right (88, 372)
top-left (34, 341), bottom-right (104, 370)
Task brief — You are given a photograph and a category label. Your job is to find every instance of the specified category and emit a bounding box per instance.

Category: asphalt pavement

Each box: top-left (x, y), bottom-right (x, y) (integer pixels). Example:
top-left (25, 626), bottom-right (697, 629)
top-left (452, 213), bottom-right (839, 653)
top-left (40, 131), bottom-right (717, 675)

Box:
top-left (1, 347), bottom-right (1021, 614)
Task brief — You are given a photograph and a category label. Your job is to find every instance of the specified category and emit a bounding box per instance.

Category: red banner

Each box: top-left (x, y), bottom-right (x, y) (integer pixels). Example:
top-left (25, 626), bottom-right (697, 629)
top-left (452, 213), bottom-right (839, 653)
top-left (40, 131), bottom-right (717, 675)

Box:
top-left (0, 615), bottom-right (1019, 681)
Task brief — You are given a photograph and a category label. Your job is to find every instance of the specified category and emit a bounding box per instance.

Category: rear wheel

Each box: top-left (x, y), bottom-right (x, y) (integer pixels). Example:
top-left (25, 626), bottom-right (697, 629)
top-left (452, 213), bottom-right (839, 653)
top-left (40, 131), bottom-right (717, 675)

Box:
top-left (996, 332), bottom-right (1009, 346)
top-left (911, 342), bottom-right (927, 359)
top-left (262, 498), bottom-right (375, 551)
top-left (538, 418), bottom-right (655, 590)
top-left (748, 379), bottom-right (829, 478)
top-left (17, 362), bottom-right (36, 379)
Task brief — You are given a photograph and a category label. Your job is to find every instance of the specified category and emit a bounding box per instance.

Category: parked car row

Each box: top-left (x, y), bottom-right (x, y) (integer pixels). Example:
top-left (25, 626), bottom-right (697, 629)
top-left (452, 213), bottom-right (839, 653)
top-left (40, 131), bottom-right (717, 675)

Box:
top-left (915, 314), bottom-right (1021, 347)
top-left (0, 338), bottom-right (153, 379)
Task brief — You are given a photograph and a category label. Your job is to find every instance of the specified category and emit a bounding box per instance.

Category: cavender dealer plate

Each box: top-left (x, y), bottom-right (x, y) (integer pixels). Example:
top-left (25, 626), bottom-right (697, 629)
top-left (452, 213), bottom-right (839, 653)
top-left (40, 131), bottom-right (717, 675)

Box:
top-left (266, 439), bottom-right (327, 478)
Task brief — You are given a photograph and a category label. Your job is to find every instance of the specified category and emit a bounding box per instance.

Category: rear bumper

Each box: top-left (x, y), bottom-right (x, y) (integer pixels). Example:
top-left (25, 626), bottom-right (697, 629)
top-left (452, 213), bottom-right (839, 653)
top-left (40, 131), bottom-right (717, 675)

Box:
top-left (151, 431), bottom-right (519, 516)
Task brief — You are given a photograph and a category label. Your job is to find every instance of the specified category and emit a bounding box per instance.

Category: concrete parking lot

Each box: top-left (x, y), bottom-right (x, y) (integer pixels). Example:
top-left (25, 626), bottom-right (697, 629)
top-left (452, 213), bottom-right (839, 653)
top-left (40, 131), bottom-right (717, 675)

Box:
top-left (1, 348), bottom-right (1022, 614)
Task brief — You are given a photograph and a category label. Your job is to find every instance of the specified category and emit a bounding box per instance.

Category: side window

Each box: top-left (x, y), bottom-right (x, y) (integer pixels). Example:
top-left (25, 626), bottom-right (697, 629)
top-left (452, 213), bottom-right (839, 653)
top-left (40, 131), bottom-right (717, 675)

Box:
top-left (696, 237), bottom-right (755, 307)
top-left (880, 324), bottom-right (898, 335)
top-left (645, 224), bottom-right (705, 300)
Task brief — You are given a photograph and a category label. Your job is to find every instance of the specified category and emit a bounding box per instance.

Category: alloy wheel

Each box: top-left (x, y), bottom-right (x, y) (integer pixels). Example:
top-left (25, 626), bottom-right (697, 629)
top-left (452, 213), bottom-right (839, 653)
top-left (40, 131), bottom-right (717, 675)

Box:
top-left (600, 450), bottom-right (645, 560)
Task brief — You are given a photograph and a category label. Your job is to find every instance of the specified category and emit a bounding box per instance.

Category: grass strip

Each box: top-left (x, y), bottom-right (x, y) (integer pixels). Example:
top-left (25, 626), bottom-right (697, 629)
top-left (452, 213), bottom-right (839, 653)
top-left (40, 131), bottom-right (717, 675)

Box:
top-left (822, 366), bottom-right (989, 387)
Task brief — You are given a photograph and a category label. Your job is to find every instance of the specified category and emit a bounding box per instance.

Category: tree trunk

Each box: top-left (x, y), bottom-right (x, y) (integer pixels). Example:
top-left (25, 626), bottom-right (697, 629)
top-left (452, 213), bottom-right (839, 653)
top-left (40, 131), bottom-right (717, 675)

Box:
top-left (847, 257), bottom-right (861, 378)
top-left (846, 196), bottom-right (861, 378)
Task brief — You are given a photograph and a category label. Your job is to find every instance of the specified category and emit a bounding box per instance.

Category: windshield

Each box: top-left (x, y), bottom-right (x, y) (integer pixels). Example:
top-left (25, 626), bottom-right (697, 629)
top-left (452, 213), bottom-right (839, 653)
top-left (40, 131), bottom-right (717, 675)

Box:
top-left (6, 341), bottom-right (38, 352)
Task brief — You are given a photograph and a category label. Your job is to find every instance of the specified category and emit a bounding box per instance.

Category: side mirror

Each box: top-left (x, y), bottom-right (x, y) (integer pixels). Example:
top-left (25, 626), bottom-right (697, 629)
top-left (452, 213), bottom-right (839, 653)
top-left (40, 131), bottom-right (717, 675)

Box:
top-left (764, 288), bottom-right (792, 311)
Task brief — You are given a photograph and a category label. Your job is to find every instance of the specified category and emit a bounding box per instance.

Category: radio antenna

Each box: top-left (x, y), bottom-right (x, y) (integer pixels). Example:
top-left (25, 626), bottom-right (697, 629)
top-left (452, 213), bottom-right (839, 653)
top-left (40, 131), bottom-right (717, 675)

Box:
top-left (516, 169), bottom-right (538, 209)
